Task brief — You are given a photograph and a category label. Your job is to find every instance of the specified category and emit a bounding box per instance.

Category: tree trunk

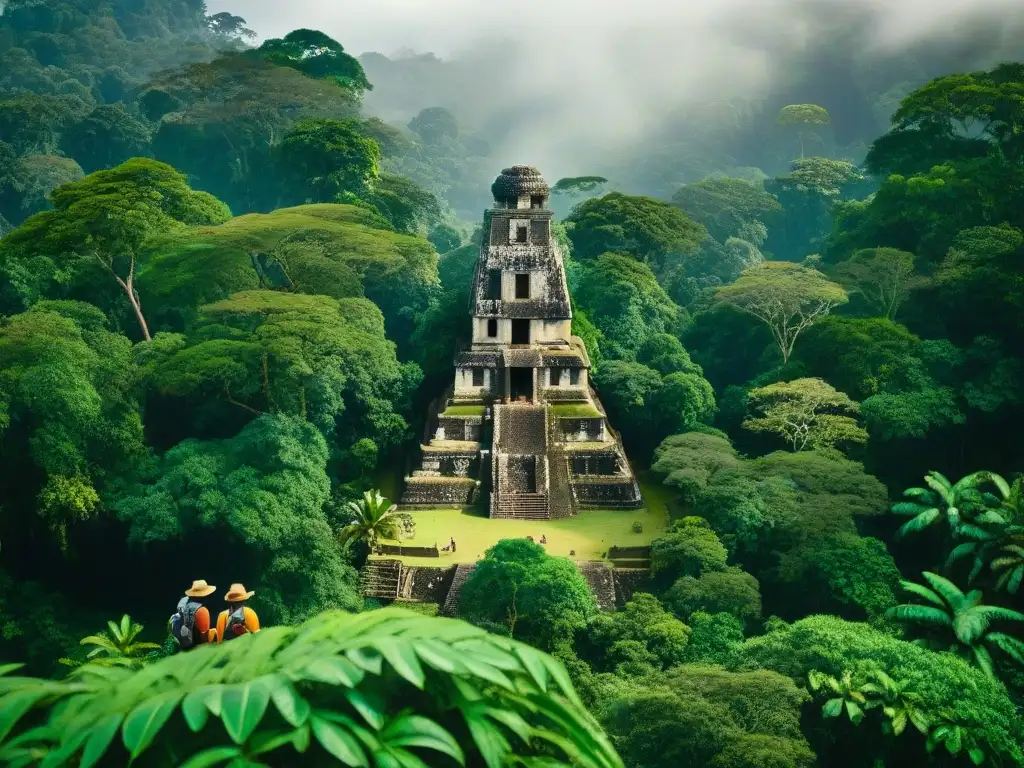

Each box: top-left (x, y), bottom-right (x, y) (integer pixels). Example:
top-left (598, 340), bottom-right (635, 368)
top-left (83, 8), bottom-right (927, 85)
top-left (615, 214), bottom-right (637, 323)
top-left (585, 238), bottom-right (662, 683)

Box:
top-left (103, 251), bottom-right (151, 342)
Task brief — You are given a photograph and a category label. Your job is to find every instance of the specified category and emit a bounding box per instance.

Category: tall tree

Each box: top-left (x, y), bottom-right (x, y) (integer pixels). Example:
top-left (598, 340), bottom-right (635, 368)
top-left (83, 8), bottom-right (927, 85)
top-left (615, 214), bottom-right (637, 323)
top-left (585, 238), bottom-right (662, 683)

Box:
top-left (254, 29), bottom-right (372, 96)
top-left (834, 247), bottom-right (917, 320)
top-left (0, 158), bottom-right (230, 339)
top-left (714, 262), bottom-right (848, 364)
top-left (777, 104), bottom-right (831, 158)
top-left (744, 378), bottom-right (868, 453)
top-left (275, 118), bottom-right (382, 204)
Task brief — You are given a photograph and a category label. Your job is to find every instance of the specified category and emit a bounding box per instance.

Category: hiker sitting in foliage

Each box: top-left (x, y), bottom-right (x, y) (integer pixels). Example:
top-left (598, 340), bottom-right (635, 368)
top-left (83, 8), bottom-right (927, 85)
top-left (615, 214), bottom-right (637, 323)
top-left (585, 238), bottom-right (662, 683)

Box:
top-left (216, 583), bottom-right (260, 642)
top-left (170, 580), bottom-right (217, 649)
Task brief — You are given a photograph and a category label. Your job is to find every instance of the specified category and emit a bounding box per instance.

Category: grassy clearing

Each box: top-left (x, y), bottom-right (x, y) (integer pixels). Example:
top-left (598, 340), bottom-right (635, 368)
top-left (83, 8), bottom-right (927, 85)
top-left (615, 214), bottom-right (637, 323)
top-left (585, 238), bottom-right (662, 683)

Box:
top-left (550, 403), bottom-right (603, 419)
top-left (376, 498), bottom-right (667, 566)
top-left (442, 405), bottom-right (486, 417)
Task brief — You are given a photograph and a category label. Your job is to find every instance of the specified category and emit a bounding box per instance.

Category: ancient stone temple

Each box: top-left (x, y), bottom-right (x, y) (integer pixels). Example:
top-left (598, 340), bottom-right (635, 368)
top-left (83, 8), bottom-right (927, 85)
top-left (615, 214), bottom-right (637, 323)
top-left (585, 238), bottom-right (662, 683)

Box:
top-left (402, 165), bottom-right (641, 517)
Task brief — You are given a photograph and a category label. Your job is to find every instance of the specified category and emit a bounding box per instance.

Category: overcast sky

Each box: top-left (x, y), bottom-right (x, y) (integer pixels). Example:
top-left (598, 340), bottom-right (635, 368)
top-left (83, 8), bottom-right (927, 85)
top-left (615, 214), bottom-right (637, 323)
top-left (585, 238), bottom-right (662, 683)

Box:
top-left (208, 0), bottom-right (1022, 57)
top-left (205, 0), bottom-right (1024, 183)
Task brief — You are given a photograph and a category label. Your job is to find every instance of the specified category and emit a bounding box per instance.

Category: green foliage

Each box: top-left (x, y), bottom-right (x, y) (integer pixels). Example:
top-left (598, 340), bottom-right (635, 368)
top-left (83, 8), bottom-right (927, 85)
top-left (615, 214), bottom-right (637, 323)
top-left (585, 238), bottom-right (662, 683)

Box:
top-left (891, 470), bottom-right (1010, 540)
top-left (459, 539), bottom-right (597, 651)
top-left (254, 29), bottom-right (371, 95)
top-left (574, 253), bottom-right (682, 360)
top-left (672, 177), bottom-right (782, 243)
top-left (0, 301), bottom-right (144, 549)
top-left (147, 55), bottom-right (360, 212)
top-left (715, 262), bottom-right (848, 364)
top-left (664, 568), bottom-right (762, 628)
top-left (581, 594), bottom-right (691, 675)
top-left (0, 608), bottom-right (622, 768)
top-left (736, 615), bottom-right (1024, 765)
top-left (276, 118), bottom-right (382, 204)
top-left (552, 176), bottom-right (608, 197)
top-left (408, 107), bottom-right (458, 143)
top-left (66, 615), bottom-right (160, 670)
top-left (59, 103), bottom-right (152, 174)
top-left (565, 192), bottom-right (707, 275)
top-left (0, 158), bottom-right (230, 339)
top-left (744, 378), bottom-right (868, 453)
top-left (887, 571), bottom-right (1024, 679)
top-left (427, 224), bottom-right (461, 253)
top-left (138, 291), bottom-right (418, 454)
top-left (834, 247), bottom-right (917, 320)
top-left (359, 173), bottom-right (443, 234)
top-left (336, 490), bottom-right (410, 548)
top-left (138, 204), bottom-right (439, 346)
top-left (113, 414), bottom-right (362, 624)
top-left (597, 665), bottom-right (814, 768)
top-left (650, 518), bottom-right (729, 589)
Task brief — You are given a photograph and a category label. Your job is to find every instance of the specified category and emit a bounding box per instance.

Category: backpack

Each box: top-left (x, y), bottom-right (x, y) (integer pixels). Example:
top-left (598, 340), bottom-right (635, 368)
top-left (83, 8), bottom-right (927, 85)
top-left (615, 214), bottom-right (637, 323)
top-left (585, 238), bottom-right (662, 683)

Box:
top-left (170, 597), bottom-right (201, 649)
top-left (223, 606), bottom-right (250, 641)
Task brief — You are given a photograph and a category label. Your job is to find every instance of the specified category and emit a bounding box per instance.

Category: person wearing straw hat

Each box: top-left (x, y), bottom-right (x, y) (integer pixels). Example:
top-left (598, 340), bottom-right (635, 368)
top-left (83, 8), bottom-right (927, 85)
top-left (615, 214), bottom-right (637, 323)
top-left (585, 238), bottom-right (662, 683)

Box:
top-left (170, 579), bottom-right (217, 649)
top-left (216, 583), bottom-right (261, 642)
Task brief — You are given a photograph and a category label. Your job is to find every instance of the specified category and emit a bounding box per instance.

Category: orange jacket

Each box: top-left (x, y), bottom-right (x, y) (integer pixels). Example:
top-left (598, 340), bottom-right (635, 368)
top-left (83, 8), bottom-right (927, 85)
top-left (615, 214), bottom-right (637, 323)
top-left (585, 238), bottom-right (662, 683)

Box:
top-left (216, 606), bottom-right (260, 643)
top-left (193, 605), bottom-right (215, 643)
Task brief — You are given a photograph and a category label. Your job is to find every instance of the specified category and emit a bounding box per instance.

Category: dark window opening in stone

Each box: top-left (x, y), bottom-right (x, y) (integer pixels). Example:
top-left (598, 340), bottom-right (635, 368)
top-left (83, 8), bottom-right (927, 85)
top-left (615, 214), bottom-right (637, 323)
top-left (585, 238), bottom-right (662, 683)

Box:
top-left (472, 368), bottom-right (484, 386)
top-left (515, 273), bottom-right (530, 299)
top-left (531, 195), bottom-right (544, 209)
top-left (487, 318), bottom-right (498, 337)
top-left (511, 319), bottom-right (530, 344)
top-left (570, 368), bottom-right (580, 385)
top-left (510, 366), bottom-right (533, 401)
top-left (486, 270), bottom-right (501, 299)
top-left (549, 367), bottom-right (562, 386)
top-left (515, 225), bottom-right (528, 243)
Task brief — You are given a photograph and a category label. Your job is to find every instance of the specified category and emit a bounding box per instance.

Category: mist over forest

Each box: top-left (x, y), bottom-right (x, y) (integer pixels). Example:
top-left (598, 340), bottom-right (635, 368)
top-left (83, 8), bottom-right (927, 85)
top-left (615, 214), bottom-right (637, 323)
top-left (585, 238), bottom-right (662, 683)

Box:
top-left (2, 1), bottom-right (1024, 766)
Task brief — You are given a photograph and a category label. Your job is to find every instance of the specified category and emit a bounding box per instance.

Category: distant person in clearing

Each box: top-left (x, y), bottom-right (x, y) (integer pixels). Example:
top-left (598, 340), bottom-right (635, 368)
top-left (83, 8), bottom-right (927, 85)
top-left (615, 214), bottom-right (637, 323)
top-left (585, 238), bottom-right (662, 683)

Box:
top-left (216, 583), bottom-right (260, 642)
top-left (539, 534), bottom-right (547, 545)
top-left (450, 537), bottom-right (457, 552)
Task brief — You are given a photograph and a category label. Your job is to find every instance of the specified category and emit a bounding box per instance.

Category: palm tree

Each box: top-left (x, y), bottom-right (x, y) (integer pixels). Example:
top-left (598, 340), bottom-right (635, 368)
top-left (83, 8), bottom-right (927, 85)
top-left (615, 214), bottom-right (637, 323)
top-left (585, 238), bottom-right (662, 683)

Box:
top-left (892, 470), bottom-right (1009, 540)
top-left (336, 490), bottom-right (410, 549)
top-left (946, 477), bottom-right (1024, 592)
top-left (886, 572), bottom-right (1024, 678)
top-left (77, 615), bottom-right (160, 669)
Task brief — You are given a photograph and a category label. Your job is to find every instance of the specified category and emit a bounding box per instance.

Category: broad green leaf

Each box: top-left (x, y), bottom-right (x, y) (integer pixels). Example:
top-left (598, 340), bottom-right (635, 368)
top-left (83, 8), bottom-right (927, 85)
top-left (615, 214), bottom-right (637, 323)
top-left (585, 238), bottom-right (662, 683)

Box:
top-left (310, 714), bottom-right (368, 766)
top-left (465, 711), bottom-right (511, 768)
top-left (346, 648), bottom-right (384, 675)
top-left (382, 715), bottom-right (464, 765)
top-left (270, 680), bottom-right (310, 727)
top-left (821, 698), bottom-right (843, 718)
top-left (221, 681), bottom-right (272, 744)
top-left (302, 656), bottom-right (364, 687)
top-left (513, 646), bottom-right (548, 690)
top-left (374, 638), bottom-right (426, 688)
top-left (248, 729), bottom-right (305, 756)
top-left (376, 746), bottom-right (431, 768)
top-left (411, 639), bottom-right (458, 674)
top-left (182, 686), bottom-right (222, 732)
top-left (179, 746), bottom-right (243, 768)
top-left (0, 688), bottom-right (51, 742)
top-left (345, 689), bottom-right (385, 729)
top-left (122, 690), bottom-right (181, 758)
top-left (0, 663), bottom-right (24, 677)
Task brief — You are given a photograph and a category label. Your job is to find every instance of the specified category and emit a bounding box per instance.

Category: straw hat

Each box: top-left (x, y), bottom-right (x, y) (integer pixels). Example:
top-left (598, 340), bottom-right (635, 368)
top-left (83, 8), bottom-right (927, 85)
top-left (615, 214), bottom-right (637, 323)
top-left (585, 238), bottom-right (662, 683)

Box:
top-left (224, 583), bottom-right (255, 602)
top-left (185, 579), bottom-right (216, 598)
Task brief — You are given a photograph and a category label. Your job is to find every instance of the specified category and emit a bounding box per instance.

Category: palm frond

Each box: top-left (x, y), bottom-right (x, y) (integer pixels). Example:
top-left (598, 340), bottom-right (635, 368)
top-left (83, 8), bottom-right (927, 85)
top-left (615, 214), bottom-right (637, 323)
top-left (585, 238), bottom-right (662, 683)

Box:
top-left (0, 609), bottom-right (623, 768)
top-left (920, 572), bottom-right (966, 611)
top-left (886, 605), bottom-right (952, 627)
top-left (897, 580), bottom-right (946, 609)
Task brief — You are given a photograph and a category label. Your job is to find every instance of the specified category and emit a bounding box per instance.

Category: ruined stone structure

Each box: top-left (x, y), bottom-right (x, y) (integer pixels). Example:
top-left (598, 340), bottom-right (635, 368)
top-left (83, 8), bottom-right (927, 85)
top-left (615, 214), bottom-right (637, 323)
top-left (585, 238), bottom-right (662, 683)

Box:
top-left (402, 166), bottom-right (641, 516)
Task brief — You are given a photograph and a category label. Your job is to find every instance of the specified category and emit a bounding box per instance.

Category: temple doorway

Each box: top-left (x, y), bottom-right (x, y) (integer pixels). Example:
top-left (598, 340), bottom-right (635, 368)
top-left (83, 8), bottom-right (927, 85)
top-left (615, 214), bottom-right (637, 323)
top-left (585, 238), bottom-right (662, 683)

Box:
top-left (511, 319), bottom-right (530, 345)
top-left (509, 367), bottom-right (533, 402)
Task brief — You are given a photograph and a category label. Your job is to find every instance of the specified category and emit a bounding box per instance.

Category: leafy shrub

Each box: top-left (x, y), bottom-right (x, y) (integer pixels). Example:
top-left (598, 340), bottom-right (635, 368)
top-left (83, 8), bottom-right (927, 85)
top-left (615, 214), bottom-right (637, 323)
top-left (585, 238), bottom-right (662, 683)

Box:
top-left (631, 521), bottom-right (643, 534)
top-left (0, 608), bottom-right (622, 767)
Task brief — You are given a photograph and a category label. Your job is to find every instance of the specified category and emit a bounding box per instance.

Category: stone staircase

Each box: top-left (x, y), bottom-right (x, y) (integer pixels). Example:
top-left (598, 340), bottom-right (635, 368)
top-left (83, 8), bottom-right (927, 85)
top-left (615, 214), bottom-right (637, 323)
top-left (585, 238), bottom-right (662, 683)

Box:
top-left (577, 561), bottom-right (617, 611)
top-left (491, 404), bottom-right (550, 519)
top-left (441, 563), bottom-right (478, 617)
top-left (362, 559), bottom-right (402, 600)
top-left (548, 455), bottom-right (574, 519)
top-left (492, 492), bottom-right (550, 520)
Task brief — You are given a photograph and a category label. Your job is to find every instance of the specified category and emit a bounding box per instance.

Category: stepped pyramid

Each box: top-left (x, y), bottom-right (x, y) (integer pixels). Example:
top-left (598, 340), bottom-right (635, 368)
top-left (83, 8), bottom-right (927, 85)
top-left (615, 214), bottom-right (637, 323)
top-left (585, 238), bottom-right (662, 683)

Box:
top-left (402, 166), bottom-right (641, 516)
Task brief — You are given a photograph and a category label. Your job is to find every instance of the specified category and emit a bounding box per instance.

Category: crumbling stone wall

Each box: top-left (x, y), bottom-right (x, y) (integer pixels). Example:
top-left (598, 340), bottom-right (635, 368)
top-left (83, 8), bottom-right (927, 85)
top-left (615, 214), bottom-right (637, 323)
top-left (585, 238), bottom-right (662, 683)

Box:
top-left (613, 569), bottom-right (653, 608)
top-left (402, 479), bottom-right (476, 505)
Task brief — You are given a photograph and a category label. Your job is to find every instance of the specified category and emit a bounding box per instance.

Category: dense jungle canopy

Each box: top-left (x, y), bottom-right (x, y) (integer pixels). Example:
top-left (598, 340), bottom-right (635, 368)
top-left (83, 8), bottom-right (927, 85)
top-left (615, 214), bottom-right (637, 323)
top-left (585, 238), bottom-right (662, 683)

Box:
top-left (0, 1), bottom-right (1023, 766)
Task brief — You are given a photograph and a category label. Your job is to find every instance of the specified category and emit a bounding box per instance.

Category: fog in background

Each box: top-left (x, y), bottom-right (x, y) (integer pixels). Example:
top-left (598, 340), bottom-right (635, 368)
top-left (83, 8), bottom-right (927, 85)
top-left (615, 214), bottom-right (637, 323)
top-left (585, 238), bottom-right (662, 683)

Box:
top-left (209, 0), bottom-right (1024, 192)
